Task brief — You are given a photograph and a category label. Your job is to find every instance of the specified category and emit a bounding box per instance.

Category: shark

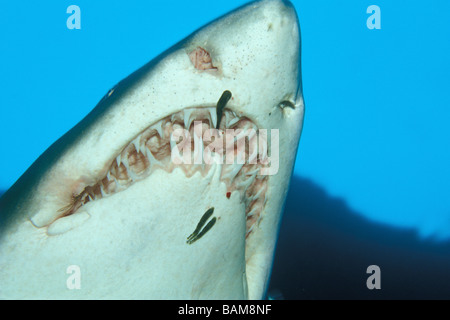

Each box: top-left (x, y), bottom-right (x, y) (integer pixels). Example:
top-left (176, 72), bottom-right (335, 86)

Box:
top-left (0, 0), bottom-right (304, 299)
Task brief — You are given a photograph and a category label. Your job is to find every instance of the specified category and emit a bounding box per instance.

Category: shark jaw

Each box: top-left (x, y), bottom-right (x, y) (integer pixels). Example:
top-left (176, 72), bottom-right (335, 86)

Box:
top-left (50, 103), bottom-right (272, 241)
top-left (0, 0), bottom-right (303, 299)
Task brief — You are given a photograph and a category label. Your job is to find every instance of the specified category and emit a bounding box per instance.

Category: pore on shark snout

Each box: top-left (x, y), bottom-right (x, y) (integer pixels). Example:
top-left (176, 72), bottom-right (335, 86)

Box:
top-left (0, 0), bottom-right (304, 299)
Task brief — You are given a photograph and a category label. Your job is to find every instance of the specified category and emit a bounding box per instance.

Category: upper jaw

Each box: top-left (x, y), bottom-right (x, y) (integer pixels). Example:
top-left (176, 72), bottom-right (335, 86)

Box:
top-left (184, 0), bottom-right (302, 129)
top-left (27, 0), bottom-right (302, 230)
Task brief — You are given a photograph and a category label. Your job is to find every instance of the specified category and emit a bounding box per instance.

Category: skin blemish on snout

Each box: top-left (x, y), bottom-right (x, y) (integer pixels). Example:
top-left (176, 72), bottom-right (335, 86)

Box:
top-left (189, 47), bottom-right (218, 71)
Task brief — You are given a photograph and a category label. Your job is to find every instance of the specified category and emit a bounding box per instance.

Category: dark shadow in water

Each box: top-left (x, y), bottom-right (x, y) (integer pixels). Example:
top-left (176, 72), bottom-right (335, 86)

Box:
top-left (268, 176), bottom-right (450, 300)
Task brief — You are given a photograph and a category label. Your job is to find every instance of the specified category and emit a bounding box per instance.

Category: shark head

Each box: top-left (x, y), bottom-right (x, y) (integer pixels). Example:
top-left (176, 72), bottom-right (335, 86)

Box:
top-left (0, 0), bottom-right (304, 299)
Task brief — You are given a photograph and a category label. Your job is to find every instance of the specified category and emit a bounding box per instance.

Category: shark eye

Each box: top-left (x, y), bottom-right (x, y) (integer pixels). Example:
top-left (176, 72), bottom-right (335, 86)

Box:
top-left (278, 100), bottom-right (296, 110)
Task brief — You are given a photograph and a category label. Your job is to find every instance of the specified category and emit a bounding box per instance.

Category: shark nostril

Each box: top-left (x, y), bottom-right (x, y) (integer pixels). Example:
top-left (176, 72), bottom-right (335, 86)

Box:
top-left (189, 47), bottom-right (218, 71)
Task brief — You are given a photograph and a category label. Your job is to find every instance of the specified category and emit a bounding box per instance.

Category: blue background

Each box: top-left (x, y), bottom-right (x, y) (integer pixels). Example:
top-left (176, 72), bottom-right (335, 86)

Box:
top-left (1, 1), bottom-right (449, 298)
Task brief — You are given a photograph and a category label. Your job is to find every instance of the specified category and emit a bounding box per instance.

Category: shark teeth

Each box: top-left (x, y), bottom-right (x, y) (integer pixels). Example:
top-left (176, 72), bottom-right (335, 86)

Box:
top-left (60, 106), bottom-right (269, 238)
top-left (116, 154), bottom-right (122, 167)
top-left (131, 136), bottom-right (141, 153)
top-left (209, 107), bottom-right (218, 129)
top-left (153, 121), bottom-right (164, 138)
top-left (183, 108), bottom-right (195, 129)
top-left (222, 163), bottom-right (244, 182)
top-left (99, 186), bottom-right (107, 198)
top-left (145, 145), bottom-right (163, 168)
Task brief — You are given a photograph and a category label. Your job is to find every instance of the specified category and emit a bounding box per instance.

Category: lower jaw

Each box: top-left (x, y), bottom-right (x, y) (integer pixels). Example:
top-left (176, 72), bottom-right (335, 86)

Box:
top-left (19, 168), bottom-right (251, 299)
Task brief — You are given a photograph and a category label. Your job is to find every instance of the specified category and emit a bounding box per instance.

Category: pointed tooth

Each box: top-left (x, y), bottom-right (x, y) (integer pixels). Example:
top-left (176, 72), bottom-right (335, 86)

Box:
top-left (260, 153), bottom-right (268, 165)
top-left (244, 178), bottom-right (256, 192)
top-left (246, 207), bottom-right (257, 217)
top-left (184, 108), bottom-right (194, 128)
top-left (170, 136), bottom-right (177, 152)
top-left (153, 121), bottom-right (163, 137)
top-left (119, 154), bottom-right (137, 180)
top-left (242, 122), bottom-right (252, 131)
top-left (248, 149), bottom-right (258, 164)
top-left (209, 107), bottom-right (217, 129)
top-left (161, 121), bottom-right (170, 138)
top-left (237, 173), bottom-right (256, 191)
top-left (145, 148), bottom-right (153, 163)
top-left (248, 133), bottom-right (258, 164)
top-left (249, 187), bottom-right (264, 202)
top-left (132, 136), bottom-right (141, 153)
top-left (256, 213), bottom-right (263, 226)
top-left (193, 124), bottom-right (204, 165)
top-left (235, 128), bottom-right (253, 142)
top-left (120, 156), bottom-right (138, 181)
top-left (121, 154), bottom-right (130, 170)
top-left (246, 224), bottom-right (255, 236)
top-left (222, 163), bottom-right (244, 181)
top-left (128, 169), bottom-right (139, 181)
top-left (247, 129), bottom-right (257, 141)
top-left (112, 176), bottom-right (121, 188)
top-left (100, 185), bottom-right (106, 197)
top-left (145, 147), bottom-right (163, 167)
top-left (246, 168), bottom-right (260, 176)
top-left (170, 137), bottom-right (183, 165)
top-left (227, 117), bottom-right (239, 127)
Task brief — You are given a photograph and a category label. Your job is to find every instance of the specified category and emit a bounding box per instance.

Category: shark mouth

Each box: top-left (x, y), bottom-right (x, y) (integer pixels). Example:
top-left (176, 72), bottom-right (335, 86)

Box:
top-left (58, 92), bottom-right (269, 239)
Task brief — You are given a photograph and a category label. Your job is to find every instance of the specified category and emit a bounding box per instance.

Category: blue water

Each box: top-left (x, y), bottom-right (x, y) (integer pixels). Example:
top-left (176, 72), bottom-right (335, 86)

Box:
top-left (294, 0), bottom-right (450, 241)
top-left (0, 0), bottom-right (449, 298)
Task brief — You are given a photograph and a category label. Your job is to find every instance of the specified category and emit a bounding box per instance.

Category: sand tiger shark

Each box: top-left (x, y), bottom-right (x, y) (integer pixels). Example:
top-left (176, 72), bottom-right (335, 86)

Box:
top-left (0, 0), bottom-right (304, 299)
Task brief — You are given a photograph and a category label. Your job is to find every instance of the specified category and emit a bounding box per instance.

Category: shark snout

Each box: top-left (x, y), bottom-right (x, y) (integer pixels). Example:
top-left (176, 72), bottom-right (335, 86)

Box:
top-left (217, 0), bottom-right (302, 128)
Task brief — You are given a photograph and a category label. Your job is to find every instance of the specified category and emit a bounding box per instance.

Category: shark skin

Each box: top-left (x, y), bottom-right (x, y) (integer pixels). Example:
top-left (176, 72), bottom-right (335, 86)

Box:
top-left (0, 0), bottom-right (304, 299)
